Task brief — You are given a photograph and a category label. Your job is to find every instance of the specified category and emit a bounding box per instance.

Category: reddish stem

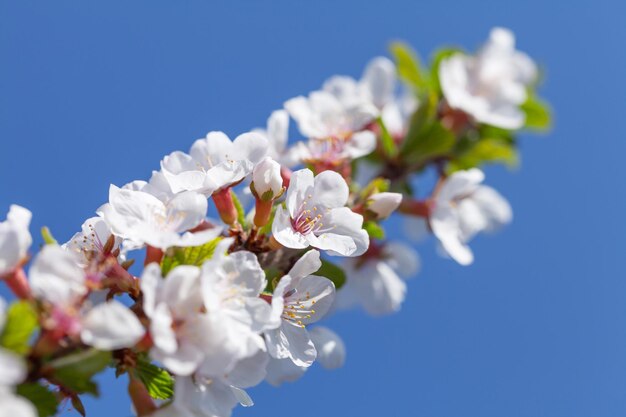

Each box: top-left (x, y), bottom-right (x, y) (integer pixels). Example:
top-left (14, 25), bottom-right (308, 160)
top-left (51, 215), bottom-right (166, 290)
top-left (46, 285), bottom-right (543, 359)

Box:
top-left (254, 199), bottom-right (273, 228)
top-left (128, 374), bottom-right (157, 416)
top-left (144, 246), bottom-right (163, 266)
top-left (398, 199), bottom-right (432, 217)
top-left (4, 267), bottom-right (31, 299)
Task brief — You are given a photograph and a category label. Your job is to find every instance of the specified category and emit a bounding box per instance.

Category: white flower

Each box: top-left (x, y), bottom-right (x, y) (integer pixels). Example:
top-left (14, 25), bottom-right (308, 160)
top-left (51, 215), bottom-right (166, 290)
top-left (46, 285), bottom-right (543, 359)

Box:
top-left (29, 245), bottom-right (145, 350)
top-left (323, 57), bottom-right (417, 137)
top-left (439, 27), bottom-right (537, 129)
top-left (366, 192), bottom-right (403, 219)
top-left (123, 170), bottom-right (175, 203)
top-left (63, 216), bottom-right (122, 267)
top-left (160, 131), bottom-right (268, 195)
top-left (265, 325), bottom-right (345, 387)
top-left (337, 241), bottom-right (420, 316)
top-left (100, 185), bottom-right (221, 250)
top-left (429, 168), bottom-right (512, 265)
top-left (251, 157), bottom-right (283, 200)
top-left (308, 326), bottom-right (346, 369)
top-left (141, 261), bottom-right (242, 377)
top-left (0, 205), bottom-right (32, 277)
top-left (284, 90), bottom-right (377, 164)
top-left (265, 250), bottom-right (335, 367)
top-left (198, 245), bottom-right (273, 378)
top-left (272, 169), bottom-right (369, 257)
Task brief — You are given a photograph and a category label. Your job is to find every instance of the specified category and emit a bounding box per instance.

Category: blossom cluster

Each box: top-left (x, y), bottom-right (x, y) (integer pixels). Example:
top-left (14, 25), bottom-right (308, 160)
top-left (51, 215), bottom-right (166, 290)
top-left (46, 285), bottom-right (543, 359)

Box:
top-left (0, 27), bottom-right (549, 417)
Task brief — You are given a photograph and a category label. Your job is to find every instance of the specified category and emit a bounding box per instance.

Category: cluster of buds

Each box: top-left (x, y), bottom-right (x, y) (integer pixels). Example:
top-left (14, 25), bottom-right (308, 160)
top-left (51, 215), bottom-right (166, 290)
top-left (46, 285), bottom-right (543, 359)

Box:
top-left (0, 27), bottom-right (549, 417)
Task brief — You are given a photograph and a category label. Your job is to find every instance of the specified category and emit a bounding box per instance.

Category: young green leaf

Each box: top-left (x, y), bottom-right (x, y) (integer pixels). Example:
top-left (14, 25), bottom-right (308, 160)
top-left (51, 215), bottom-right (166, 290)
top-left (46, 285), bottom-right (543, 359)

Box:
top-left (40, 226), bottom-right (58, 245)
top-left (521, 94), bottom-right (552, 130)
top-left (377, 117), bottom-right (398, 159)
top-left (0, 300), bottom-right (38, 354)
top-left (16, 383), bottom-right (59, 417)
top-left (50, 349), bottom-right (112, 396)
top-left (449, 137), bottom-right (519, 172)
top-left (363, 221), bottom-right (385, 240)
top-left (161, 237), bottom-right (223, 275)
top-left (135, 359), bottom-right (175, 400)
top-left (389, 42), bottom-right (427, 90)
top-left (231, 189), bottom-right (246, 227)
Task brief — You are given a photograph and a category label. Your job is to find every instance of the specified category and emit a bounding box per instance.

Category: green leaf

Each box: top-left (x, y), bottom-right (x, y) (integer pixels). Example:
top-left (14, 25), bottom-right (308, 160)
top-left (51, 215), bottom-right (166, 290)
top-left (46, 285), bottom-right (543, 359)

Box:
top-left (389, 42), bottom-right (427, 90)
top-left (521, 94), bottom-right (552, 130)
top-left (161, 237), bottom-right (223, 275)
top-left (136, 359), bottom-right (175, 400)
top-left (0, 300), bottom-right (38, 354)
top-left (231, 189), bottom-right (246, 226)
top-left (449, 137), bottom-right (519, 172)
top-left (50, 349), bottom-right (112, 396)
top-left (316, 259), bottom-right (346, 290)
top-left (16, 383), bottom-right (59, 417)
top-left (429, 47), bottom-right (463, 94)
top-left (402, 120), bottom-right (456, 165)
top-left (40, 226), bottom-right (58, 245)
top-left (363, 221), bottom-right (385, 240)
top-left (377, 117), bottom-right (398, 158)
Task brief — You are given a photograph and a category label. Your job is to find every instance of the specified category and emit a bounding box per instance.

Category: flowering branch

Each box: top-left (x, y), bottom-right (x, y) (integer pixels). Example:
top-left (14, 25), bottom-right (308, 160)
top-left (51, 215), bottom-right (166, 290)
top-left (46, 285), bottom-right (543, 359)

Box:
top-left (0, 27), bottom-right (550, 417)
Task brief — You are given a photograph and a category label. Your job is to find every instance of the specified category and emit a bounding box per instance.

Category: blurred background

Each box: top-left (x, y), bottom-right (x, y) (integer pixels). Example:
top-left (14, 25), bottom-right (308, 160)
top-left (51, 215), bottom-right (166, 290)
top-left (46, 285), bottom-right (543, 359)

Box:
top-left (1, 0), bottom-right (625, 416)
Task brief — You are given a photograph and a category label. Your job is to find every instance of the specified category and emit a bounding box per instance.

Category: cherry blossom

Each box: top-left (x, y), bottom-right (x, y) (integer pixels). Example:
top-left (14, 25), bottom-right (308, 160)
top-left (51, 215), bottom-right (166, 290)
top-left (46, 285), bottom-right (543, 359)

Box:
top-left (0, 205), bottom-right (32, 277)
top-left (100, 185), bottom-right (221, 250)
top-left (28, 245), bottom-right (145, 350)
top-left (337, 241), bottom-right (420, 316)
top-left (428, 168), bottom-right (512, 265)
top-left (272, 169), bottom-right (369, 257)
top-left (160, 131), bottom-right (268, 195)
top-left (439, 27), bottom-right (537, 129)
top-left (264, 250), bottom-right (335, 367)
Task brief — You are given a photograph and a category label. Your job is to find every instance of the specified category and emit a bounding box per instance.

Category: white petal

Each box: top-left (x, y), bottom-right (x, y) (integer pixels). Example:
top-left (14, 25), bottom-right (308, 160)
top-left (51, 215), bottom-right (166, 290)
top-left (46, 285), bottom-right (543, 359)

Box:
top-left (287, 249), bottom-right (322, 280)
top-left (361, 56), bottom-right (396, 109)
top-left (314, 207), bottom-right (369, 257)
top-left (271, 206), bottom-right (309, 249)
top-left (285, 274), bottom-right (335, 325)
top-left (29, 245), bottom-right (86, 305)
top-left (309, 326), bottom-right (346, 369)
top-left (189, 131), bottom-right (233, 169)
top-left (232, 132), bottom-right (268, 164)
top-left (367, 192), bottom-right (402, 219)
top-left (150, 303), bottom-right (178, 354)
top-left (437, 169), bottom-right (484, 204)
top-left (0, 393), bottom-right (37, 417)
top-left (312, 171), bottom-right (349, 209)
top-left (81, 300), bottom-right (145, 350)
top-left (430, 205), bottom-right (474, 265)
top-left (264, 356), bottom-right (307, 387)
top-left (285, 169), bottom-right (314, 217)
top-left (0, 348), bottom-right (26, 387)
top-left (223, 336), bottom-right (268, 388)
top-left (165, 191), bottom-right (208, 234)
top-left (345, 130), bottom-right (377, 159)
top-left (385, 241), bottom-right (421, 278)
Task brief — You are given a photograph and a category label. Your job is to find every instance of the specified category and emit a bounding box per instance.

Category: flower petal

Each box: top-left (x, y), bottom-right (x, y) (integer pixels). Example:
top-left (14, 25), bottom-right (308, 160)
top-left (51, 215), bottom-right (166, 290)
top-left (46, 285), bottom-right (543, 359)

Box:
top-left (81, 300), bottom-right (145, 350)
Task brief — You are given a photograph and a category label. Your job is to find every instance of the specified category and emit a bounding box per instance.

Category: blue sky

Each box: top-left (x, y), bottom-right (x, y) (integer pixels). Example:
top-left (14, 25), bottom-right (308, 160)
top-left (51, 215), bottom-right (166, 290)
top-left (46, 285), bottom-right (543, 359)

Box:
top-left (1, 0), bottom-right (625, 416)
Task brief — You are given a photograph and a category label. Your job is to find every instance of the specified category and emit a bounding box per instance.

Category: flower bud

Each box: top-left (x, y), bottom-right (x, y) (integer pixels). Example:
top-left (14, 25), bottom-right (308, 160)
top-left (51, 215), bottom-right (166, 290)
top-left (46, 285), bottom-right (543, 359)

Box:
top-left (252, 157), bottom-right (283, 201)
top-left (366, 192), bottom-right (402, 219)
